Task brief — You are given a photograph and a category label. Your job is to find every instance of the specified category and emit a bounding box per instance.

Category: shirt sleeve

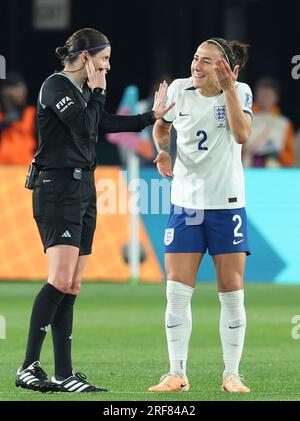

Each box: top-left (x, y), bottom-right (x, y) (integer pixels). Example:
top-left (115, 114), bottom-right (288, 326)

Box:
top-left (236, 83), bottom-right (253, 117)
top-left (162, 80), bottom-right (177, 123)
top-left (99, 110), bottom-right (156, 133)
top-left (40, 75), bottom-right (106, 137)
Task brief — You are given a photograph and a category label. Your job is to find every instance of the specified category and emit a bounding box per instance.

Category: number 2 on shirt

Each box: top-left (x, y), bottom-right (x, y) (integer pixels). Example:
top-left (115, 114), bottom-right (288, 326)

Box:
top-left (197, 130), bottom-right (208, 151)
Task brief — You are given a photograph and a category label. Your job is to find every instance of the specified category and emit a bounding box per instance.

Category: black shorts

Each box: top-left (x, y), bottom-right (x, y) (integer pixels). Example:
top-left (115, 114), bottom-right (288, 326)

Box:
top-left (32, 169), bottom-right (96, 255)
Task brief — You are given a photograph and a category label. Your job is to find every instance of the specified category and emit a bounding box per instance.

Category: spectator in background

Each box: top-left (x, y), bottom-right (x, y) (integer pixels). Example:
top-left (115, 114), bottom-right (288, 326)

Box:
top-left (0, 72), bottom-right (37, 164)
top-left (243, 77), bottom-right (295, 168)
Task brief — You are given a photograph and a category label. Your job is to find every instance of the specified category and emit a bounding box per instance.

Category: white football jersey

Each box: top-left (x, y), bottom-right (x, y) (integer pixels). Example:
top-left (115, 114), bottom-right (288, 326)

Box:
top-left (163, 77), bottom-right (253, 209)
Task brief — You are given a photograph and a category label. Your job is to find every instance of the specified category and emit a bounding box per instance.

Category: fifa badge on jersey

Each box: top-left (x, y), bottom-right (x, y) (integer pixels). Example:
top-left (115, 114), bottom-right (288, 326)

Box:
top-left (164, 228), bottom-right (174, 246)
top-left (214, 105), bottom-right (227, 127)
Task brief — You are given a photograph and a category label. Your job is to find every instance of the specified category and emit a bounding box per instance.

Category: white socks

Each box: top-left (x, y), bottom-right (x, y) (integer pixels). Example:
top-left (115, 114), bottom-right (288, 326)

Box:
top-left (218, 289), bottom-right (246, 378)
top-left (165, 282), bottom-right (246, 380)
top-left (165, 280), bottom-right (194, 378)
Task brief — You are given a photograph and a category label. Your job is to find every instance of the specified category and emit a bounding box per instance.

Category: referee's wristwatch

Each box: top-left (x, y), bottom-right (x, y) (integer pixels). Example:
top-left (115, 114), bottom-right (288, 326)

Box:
top-left (92, 87), bottom-right (106, 97)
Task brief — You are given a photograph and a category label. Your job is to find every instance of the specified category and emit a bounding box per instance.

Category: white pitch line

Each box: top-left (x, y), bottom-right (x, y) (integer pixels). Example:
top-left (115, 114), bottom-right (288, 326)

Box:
top-left (2, 391), bottom-right (300, 396)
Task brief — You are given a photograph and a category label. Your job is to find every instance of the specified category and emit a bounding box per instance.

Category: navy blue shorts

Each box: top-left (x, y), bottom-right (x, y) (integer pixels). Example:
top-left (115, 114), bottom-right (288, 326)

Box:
top-left (164, 205), bottom-right (250, 256)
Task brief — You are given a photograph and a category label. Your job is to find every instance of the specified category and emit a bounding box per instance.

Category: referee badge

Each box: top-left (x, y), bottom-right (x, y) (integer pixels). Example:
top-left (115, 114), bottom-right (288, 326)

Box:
top-left (164, 228), bottom-right (174, 246)
top-left (214, 105), bottom-right (227, 127)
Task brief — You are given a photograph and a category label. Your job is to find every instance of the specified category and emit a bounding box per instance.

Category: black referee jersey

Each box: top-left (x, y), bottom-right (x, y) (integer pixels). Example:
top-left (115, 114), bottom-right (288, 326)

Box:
top-left (35, 72), bottom-right (156, 170)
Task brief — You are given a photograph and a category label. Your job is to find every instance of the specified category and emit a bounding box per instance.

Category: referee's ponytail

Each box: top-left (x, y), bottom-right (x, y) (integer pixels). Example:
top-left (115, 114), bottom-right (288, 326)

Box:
top-left (55, 28), bottom-right (110, 65)
top-left (207, 38), bottom-right (249, 70)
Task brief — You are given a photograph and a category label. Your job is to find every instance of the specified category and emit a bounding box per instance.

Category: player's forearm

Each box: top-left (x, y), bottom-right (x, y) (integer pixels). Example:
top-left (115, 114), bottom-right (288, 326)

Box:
top-left (224, 87), bottom-right (252, 144)
top-left (153, 120), bottom-right (171, 153)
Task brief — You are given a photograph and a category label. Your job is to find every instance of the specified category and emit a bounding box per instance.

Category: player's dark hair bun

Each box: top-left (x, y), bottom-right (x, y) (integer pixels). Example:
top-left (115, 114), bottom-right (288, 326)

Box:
top-left (229, 41), bottom-right (249, 69)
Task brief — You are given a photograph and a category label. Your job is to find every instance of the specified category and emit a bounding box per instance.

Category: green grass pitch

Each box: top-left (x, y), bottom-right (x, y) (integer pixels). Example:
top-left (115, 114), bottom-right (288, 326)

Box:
top-left (0, 281), bottom-right (300, 401)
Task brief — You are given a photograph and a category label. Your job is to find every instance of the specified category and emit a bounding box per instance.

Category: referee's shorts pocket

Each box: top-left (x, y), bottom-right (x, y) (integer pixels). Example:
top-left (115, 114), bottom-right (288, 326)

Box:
top-left (32, 187), bottom-right (41, 219)
top-left (32, 181), bottom-right (55, 220)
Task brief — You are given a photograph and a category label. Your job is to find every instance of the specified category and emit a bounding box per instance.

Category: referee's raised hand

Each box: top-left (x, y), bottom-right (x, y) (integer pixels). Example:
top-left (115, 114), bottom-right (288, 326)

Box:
top-left (152, 80), bottom-right (175, 119)
top-left (85, 55), bottom-right (107, 90)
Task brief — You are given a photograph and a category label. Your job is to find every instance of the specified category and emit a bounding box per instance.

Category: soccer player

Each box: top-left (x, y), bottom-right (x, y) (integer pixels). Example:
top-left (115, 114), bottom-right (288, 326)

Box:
top-left (149, 38), bottom-right (253, 393)
top-left (15, 28), bottom-right (173, 393)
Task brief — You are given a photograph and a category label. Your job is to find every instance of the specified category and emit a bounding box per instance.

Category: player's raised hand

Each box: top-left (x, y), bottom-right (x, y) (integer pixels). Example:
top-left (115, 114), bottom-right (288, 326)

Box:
top-left (152, 81), bottom-right (175, 119)
top-left (153, 151), bottom-right (174, 178)
top-left (86, 55), bottom-right (107, 90)
top-left (215, 58), bottom-right (239, 91)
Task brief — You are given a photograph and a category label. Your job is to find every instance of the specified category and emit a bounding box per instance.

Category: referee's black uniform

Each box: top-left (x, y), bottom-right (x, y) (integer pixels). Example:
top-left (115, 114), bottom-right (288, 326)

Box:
top-left (34, 72), bottom-right (155, 255)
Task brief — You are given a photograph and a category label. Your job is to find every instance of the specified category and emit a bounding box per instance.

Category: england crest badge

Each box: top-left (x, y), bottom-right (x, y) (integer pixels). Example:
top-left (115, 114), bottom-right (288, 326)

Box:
top-left (164, 228), bottom-right (174, 246)
top-left (214, 105), bottom-right (227, 127)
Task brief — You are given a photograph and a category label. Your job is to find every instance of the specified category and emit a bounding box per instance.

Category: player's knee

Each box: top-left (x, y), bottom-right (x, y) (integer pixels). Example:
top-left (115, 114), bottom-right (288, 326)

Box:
top-left (166, 270), bottom-right (194, 286)
top-left (219, 275), bottom-right (244, 292)
top-left (167, 270), bottom-right (181, 282)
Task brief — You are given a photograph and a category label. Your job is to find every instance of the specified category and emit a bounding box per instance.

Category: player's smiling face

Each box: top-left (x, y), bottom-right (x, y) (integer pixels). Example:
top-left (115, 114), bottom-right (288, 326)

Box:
top-left (191, 42), bottom-right (223, 90)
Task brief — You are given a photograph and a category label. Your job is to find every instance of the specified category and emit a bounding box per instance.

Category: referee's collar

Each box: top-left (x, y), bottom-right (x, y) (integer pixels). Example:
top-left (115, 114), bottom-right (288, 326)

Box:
top-left (58, 71), bottom-right (83, 93)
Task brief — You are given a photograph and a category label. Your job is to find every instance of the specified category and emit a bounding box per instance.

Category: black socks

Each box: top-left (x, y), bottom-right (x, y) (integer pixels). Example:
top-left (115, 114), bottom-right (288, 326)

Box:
top-left (23, 283), bottom-right (65, 369)
top-left (52, 293), bottom-right (77, 380)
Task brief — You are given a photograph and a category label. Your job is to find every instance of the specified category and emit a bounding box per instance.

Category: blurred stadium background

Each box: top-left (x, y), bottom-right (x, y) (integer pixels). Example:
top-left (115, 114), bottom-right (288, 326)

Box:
top-left (0, 0), bottom-right (300, 401)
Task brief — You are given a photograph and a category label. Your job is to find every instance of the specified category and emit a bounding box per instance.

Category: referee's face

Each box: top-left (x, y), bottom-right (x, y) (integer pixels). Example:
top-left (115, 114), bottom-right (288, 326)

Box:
top-left (191, 43), bottom-right (222, 91)
top-left (91, 47), bottom-right (111, 72)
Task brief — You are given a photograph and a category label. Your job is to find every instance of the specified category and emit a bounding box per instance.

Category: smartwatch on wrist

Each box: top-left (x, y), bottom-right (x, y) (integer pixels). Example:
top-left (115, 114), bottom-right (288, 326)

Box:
top-left (92, 87), bottom-right (106, 96)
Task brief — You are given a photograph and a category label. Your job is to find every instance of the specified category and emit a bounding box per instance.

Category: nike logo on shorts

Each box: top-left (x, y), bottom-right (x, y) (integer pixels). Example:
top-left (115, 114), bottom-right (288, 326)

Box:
top-left (179, 112), bottom-right (190, 116)
top-left (233, 239), bottom-right (244, 245)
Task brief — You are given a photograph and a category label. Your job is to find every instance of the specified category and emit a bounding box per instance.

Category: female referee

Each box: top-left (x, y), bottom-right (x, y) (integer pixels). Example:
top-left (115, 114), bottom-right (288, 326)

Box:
top-left (149, 38), bottom-right (253, 393)
top-left (15, 28), bottom-right (173, 393)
